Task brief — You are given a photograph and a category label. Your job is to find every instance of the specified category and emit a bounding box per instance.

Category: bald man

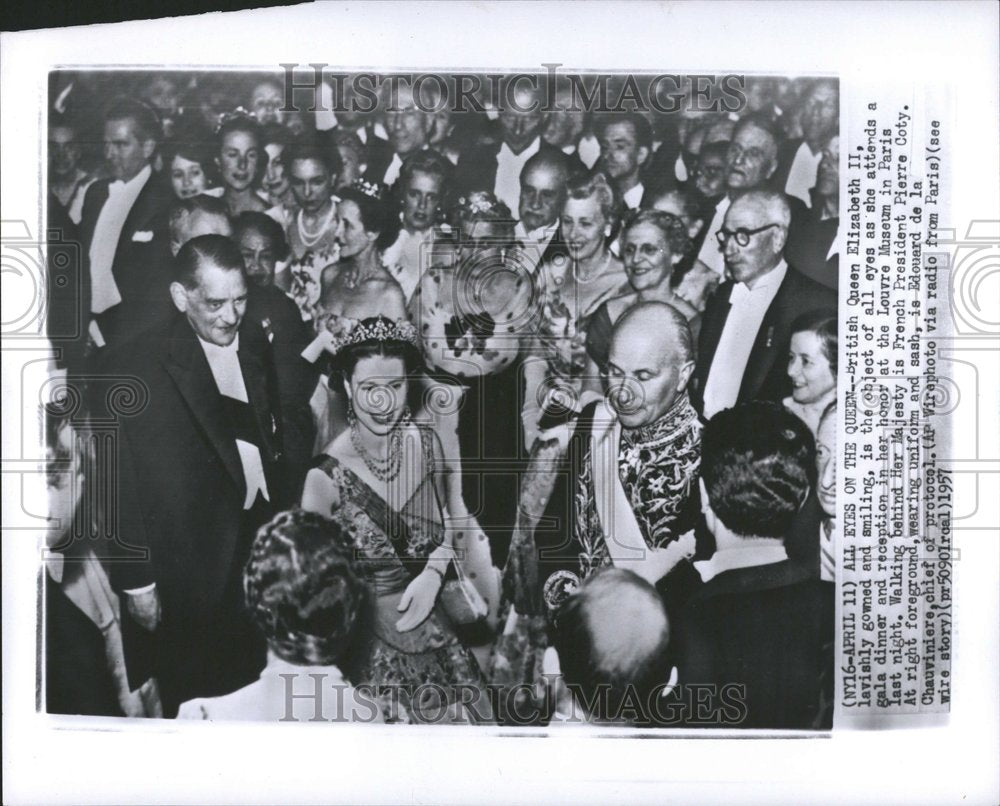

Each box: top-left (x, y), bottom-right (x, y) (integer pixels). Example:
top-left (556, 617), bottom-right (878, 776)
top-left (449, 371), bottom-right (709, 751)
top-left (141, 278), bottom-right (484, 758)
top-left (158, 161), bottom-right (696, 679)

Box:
top-left (527, 302), bottom-right (704, 624)
top-left (691, 189), bottom-right (837, 418)
top-left (695, 116), bottom-right (808, 277)
top-left (454, 79), bottom-right (567, 211)
top-left (548, 567), bottom-right (676, 725)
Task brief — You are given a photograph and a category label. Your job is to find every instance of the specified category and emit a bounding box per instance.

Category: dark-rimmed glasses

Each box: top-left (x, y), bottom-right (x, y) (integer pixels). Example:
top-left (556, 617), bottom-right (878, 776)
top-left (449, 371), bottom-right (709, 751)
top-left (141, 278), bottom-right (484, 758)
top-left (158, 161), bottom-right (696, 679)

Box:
top-left (716, 223), bottom-right (780, 248)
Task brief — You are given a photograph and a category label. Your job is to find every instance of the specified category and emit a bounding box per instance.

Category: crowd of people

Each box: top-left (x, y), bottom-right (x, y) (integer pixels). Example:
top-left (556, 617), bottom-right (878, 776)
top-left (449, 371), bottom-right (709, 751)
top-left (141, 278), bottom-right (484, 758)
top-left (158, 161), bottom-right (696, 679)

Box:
top-left (43, 70), bottom-right (840, 729)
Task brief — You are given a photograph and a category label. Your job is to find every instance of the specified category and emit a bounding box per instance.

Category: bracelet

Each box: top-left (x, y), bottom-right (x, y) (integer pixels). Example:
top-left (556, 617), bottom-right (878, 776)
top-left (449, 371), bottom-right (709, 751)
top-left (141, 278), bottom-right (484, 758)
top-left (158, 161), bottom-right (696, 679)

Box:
top-left (425, 563), bottom-right (447, 581)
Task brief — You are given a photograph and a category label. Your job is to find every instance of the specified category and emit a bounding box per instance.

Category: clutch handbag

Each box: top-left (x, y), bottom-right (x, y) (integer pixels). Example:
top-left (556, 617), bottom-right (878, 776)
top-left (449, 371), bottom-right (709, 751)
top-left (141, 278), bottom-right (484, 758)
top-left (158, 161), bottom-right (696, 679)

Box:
top-left (439, 561), bottom-right (492, 626)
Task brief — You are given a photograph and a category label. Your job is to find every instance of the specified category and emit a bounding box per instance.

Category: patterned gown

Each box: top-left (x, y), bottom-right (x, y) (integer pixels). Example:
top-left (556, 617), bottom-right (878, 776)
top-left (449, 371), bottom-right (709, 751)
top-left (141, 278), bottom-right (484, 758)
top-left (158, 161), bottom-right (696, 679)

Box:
top-left (313, 430), bottom-right (493, 724)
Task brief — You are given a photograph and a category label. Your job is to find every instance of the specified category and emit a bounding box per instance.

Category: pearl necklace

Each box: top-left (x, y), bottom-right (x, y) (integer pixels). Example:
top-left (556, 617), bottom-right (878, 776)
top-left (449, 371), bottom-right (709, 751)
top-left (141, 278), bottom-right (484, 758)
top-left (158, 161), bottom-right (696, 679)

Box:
top-left (350, 421), bottom-right (403, 482)
top-left (297, 203), bottom-right (336, 249)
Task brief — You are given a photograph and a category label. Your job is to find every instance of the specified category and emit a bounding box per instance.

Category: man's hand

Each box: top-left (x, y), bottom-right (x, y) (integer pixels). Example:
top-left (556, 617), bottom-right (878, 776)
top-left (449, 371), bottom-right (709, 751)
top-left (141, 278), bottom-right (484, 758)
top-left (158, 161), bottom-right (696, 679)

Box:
top-left (634, 531), bottom-right (697, 585)
top-left (126, 587), bottom-right (161, 632)
top-left (395, 569), bottom-right (442, 632)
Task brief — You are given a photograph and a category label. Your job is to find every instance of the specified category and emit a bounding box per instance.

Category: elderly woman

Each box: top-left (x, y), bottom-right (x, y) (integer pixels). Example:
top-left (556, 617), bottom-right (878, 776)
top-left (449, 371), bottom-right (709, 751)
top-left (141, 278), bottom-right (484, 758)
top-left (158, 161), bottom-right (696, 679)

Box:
top-left (409, 191), bottom-right (533, 567)
top-left (522, 171), bottom-right (629, 446)
top-left (585, 209), bottom-right (700, 375)
top-left (784, 309), bottom-right (838, 436)
top-left (647, 186), bottom-right (721, 312)
top-left (178, 509), bottom-right (379, 722)
top-left (214, 109), bottom-right (268, 216)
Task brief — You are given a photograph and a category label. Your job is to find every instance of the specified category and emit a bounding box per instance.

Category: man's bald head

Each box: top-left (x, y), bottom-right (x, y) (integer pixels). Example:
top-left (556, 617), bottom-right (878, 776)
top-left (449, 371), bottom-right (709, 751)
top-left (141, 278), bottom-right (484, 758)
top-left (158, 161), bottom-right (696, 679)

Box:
top-left (607, 302), bottom-right (694, 428)
top-left (613, 302), bottom-right (694, 367)
top-left (554, 568), bottom-right (672, 724)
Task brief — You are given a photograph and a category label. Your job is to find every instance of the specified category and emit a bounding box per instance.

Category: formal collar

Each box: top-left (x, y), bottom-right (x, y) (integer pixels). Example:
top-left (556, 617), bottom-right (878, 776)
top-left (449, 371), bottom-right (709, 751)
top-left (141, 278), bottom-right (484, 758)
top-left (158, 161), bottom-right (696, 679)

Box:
top-left (694, 543), bottom-right (788, 582)
top-left (498, 136), bottom-right (540, 161)
top-left (622, 182), bottom-right (645, 209)
top-left (730, 259), bottom-right (787, 302)
top-left (620, 393), bottom-right (699, 448)
top-left (515, 219), bottom-right (557, 242)
top-left (112, 163), bottom-right (151, 192)
top-left (197, 333), bottom-right (240, 358)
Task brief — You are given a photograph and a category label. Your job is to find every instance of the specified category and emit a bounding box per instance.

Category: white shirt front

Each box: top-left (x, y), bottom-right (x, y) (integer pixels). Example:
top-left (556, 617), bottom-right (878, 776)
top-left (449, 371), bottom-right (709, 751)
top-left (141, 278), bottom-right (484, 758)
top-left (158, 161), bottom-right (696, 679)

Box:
top-left (88, 164), bottom-right (151, 314)
top-left (382, 152), bottom-right (404, 187)
top-left (695, 195), bottom-right (731, 278)
top-left (784, 141), bottom-right (823, 207)
top-left (382, 225), bottom-right (436, 301)
top-left (622, 182), bottom-right (645, 210)
top-left (576, 134), bottom-right (600, 169)
top-left (495, 136), bottom-right (540, 215)
top-left (694, 544), bottom-right (789, 583)
top-left (198, 334), bottom-right (271, 509)
top-left (514, 219), bottom-right (558, 273)
top-left (702, 260), bottom-right (787, 418)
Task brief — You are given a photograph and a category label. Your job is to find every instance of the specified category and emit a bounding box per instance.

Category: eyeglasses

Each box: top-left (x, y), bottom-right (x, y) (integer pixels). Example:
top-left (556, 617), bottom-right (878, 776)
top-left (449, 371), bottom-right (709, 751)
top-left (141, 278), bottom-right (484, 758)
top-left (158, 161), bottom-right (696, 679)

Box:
top-left (716, 223), bottom-right (780, 248)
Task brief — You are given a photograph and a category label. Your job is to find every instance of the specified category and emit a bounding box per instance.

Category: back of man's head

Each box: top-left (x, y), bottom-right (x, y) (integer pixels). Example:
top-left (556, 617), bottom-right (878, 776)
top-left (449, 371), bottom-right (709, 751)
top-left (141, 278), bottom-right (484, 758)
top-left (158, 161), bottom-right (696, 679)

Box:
top-left (701, 401), bottom-right (815, 539)
top-left (169, 194), bottom-right (232, 255)
top-left (553, 568), bottom-right (672, 725)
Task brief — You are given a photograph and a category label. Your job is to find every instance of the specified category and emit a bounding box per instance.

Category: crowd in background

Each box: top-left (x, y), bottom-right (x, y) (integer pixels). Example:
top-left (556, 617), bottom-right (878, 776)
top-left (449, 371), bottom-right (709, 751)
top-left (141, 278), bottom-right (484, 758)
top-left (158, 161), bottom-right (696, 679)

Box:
top-left (43, 70), bottom-right (840, 728)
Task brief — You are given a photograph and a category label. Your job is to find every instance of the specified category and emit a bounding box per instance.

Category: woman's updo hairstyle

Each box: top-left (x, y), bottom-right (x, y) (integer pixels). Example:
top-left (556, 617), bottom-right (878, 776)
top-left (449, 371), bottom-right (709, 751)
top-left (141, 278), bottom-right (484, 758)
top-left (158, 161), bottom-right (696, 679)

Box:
top-left (244, 508), bottom-right (366, 667)
top-left (335, 180), bottom-right (402, 252)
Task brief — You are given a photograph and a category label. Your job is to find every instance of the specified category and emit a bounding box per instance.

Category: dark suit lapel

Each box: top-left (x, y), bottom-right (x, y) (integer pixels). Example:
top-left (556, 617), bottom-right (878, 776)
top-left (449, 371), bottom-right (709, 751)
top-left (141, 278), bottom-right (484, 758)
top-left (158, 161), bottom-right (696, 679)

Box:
top-left (163, 317), bottom-right (246, 494)
top-left (692, 281), bottom-right (732, 403)
top-left (236, 323), bottom-right (280, 463)
top-left (737, 283), bottom-right (786, 402)
top-left (118, 170), bottom-right (165, 246)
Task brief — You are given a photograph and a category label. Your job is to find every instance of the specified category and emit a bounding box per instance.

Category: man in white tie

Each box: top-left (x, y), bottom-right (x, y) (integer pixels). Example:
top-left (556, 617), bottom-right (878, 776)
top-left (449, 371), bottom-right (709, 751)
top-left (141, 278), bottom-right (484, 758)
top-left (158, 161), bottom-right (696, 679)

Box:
top-left (691, 190), bottom-right (836, 418)
top-left (514, 151), bottom-right (570, 273)
top-left (93, 234), bottom-right (283, 715)
top-left (382, 149), bottom-right (452, 302)
top-left (79, 99), bottom-right (174, 346)
top-left (776, 79), bottom-right (839, 208)
top-left (595, 112), bottom-right (652, 210)
top-left (375, 82), bottom-right (434, 188)
top-left (455, 79), bottom-right (566, 210)
top-left (694, 116), bottom-right (807, 279)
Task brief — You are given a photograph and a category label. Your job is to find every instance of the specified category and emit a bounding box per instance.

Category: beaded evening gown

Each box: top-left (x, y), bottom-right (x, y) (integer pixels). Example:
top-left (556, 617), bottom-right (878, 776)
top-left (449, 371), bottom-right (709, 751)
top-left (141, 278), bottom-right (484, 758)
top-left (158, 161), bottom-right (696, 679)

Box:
top-left (312, 428), bottom-right (493, 724)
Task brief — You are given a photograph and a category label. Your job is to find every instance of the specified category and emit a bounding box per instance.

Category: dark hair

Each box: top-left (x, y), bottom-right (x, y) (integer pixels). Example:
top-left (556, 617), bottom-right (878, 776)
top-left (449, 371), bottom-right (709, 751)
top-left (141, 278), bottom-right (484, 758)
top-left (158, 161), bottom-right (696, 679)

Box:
top-left (104, 97), bottom-right (161, 144)
top-left (284, 136), bottom-right (343, 181)
top-left (622, 208), bottom-right (692, 266)
top-left (329, 316), bottom-right (425, 390)
top-left (215, 111), bottom-right (266, 184)
top-left (399, 148), bottom-right (453, 192)
top-left (260, 121), bottom-right (290, 151)
top-left (646, 187), bottom-right (702, 227)
top-left (553, 567), bottom-right (673, 725)
top-left (173, 233), bottom-right (244, 289)
top-left (336, 185), bottom-right (402, 252)
top-left (168, 194), bottom-right (231, 246)
top-left (790, 309), bottom-right (838, 375)
top-left (596, 112), bottom-right (653, 153)
top-left (698, 139), bottom-right (731, 164)
top-left (233, 211), bottom-right (290, 263)
top-left (244, 509), bottom-right (366, 666)
top-left (326, 129), bottom-right (365, 165)
top-left (701, 401), bottom-right (815, 539)
top-left (161, 118), bottom-right (219, 186)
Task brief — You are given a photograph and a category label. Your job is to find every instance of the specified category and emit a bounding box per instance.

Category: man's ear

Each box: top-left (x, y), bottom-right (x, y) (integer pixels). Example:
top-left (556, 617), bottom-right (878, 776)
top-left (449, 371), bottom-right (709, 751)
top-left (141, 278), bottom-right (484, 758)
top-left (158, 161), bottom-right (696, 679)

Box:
top-left (671, 251), bottom-right (684, 267)
top-left (359, 161), bottom-right (368, 176)
top-left (771, 224), bottom-right (788, 254)
top-left (764, 156), bottom-right (777, 180)
top-left (142, 138), bottom-right (156, 162)
top-left (169, 281), bottom-right (189, 313)
top-left (676, 359), bottom-right (695, 392)
top-left (637, 145), bottom-right (651, 168)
